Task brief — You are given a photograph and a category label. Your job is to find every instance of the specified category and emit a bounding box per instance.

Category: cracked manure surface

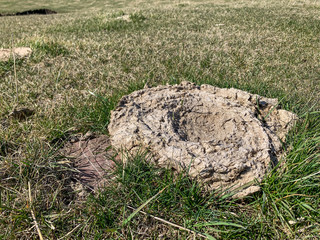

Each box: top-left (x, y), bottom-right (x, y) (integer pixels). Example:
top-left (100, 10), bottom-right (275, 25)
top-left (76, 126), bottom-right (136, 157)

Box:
top-left (108, 82), bottom-right (297, 197)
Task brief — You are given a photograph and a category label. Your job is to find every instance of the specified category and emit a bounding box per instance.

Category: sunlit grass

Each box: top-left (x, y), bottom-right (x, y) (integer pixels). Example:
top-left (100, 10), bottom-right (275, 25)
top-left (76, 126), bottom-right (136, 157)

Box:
top-left (0, 0), bottom-right (319, 239)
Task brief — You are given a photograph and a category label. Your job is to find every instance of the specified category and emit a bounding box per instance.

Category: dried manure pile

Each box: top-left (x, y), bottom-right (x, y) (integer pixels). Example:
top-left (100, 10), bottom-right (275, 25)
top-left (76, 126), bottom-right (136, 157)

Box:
top-left (0, 47), bottom-right (32, 62)
top-left (108, 82), bottom-right (297, 198)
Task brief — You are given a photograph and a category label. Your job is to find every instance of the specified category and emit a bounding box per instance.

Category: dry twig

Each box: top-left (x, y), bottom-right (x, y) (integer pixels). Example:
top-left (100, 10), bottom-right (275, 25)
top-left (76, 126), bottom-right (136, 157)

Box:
top-left (28, 182), bottom-right (44, 240)
top-left (127, 205), bottom-right (208, 239)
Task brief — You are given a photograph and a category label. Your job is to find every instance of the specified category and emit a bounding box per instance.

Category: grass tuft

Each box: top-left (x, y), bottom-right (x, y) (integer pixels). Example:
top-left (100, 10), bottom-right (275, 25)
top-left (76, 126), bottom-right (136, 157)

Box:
top-left (0, 58), bottom-right (24, 77)
top-left (52, 12), bottom-right (148, 34)
top-left (30, 40), bottom-right (69, 59)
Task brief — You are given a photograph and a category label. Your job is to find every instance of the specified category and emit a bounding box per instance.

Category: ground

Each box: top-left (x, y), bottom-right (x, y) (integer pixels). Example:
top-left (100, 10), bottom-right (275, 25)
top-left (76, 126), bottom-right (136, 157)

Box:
top-left (0, 0), bottom-right (319, 239)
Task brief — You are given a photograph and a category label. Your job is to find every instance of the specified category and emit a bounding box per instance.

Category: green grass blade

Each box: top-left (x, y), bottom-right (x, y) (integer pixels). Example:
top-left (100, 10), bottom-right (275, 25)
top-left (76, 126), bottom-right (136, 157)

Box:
top-left (194, 221), bottom-right (246, 229)
top-left (122, 185), bottom-right (168, 226)
top-left (203, 233), bottom-right (217, 240)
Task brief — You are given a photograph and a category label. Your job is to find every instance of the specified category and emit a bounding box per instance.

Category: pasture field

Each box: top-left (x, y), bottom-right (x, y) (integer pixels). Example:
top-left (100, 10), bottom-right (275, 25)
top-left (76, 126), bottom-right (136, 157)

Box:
top-left (0, 0), bottom-right (319, 239)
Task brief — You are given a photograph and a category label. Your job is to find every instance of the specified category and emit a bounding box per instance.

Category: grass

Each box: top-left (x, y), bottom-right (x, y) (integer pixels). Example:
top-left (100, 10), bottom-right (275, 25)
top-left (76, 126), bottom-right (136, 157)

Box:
top-left (0, 0), bottom-right (319, 239)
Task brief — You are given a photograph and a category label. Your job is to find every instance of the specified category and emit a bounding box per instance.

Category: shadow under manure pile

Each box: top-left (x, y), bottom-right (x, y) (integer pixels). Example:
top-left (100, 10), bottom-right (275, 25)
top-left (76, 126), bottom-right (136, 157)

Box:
top-left (0, 9), bottom-right (57, 17)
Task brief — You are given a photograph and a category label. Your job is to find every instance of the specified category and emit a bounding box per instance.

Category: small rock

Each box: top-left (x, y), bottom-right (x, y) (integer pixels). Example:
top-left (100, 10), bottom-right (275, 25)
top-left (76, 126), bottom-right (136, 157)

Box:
top-left (115, 14), bottom-right (131, 22)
